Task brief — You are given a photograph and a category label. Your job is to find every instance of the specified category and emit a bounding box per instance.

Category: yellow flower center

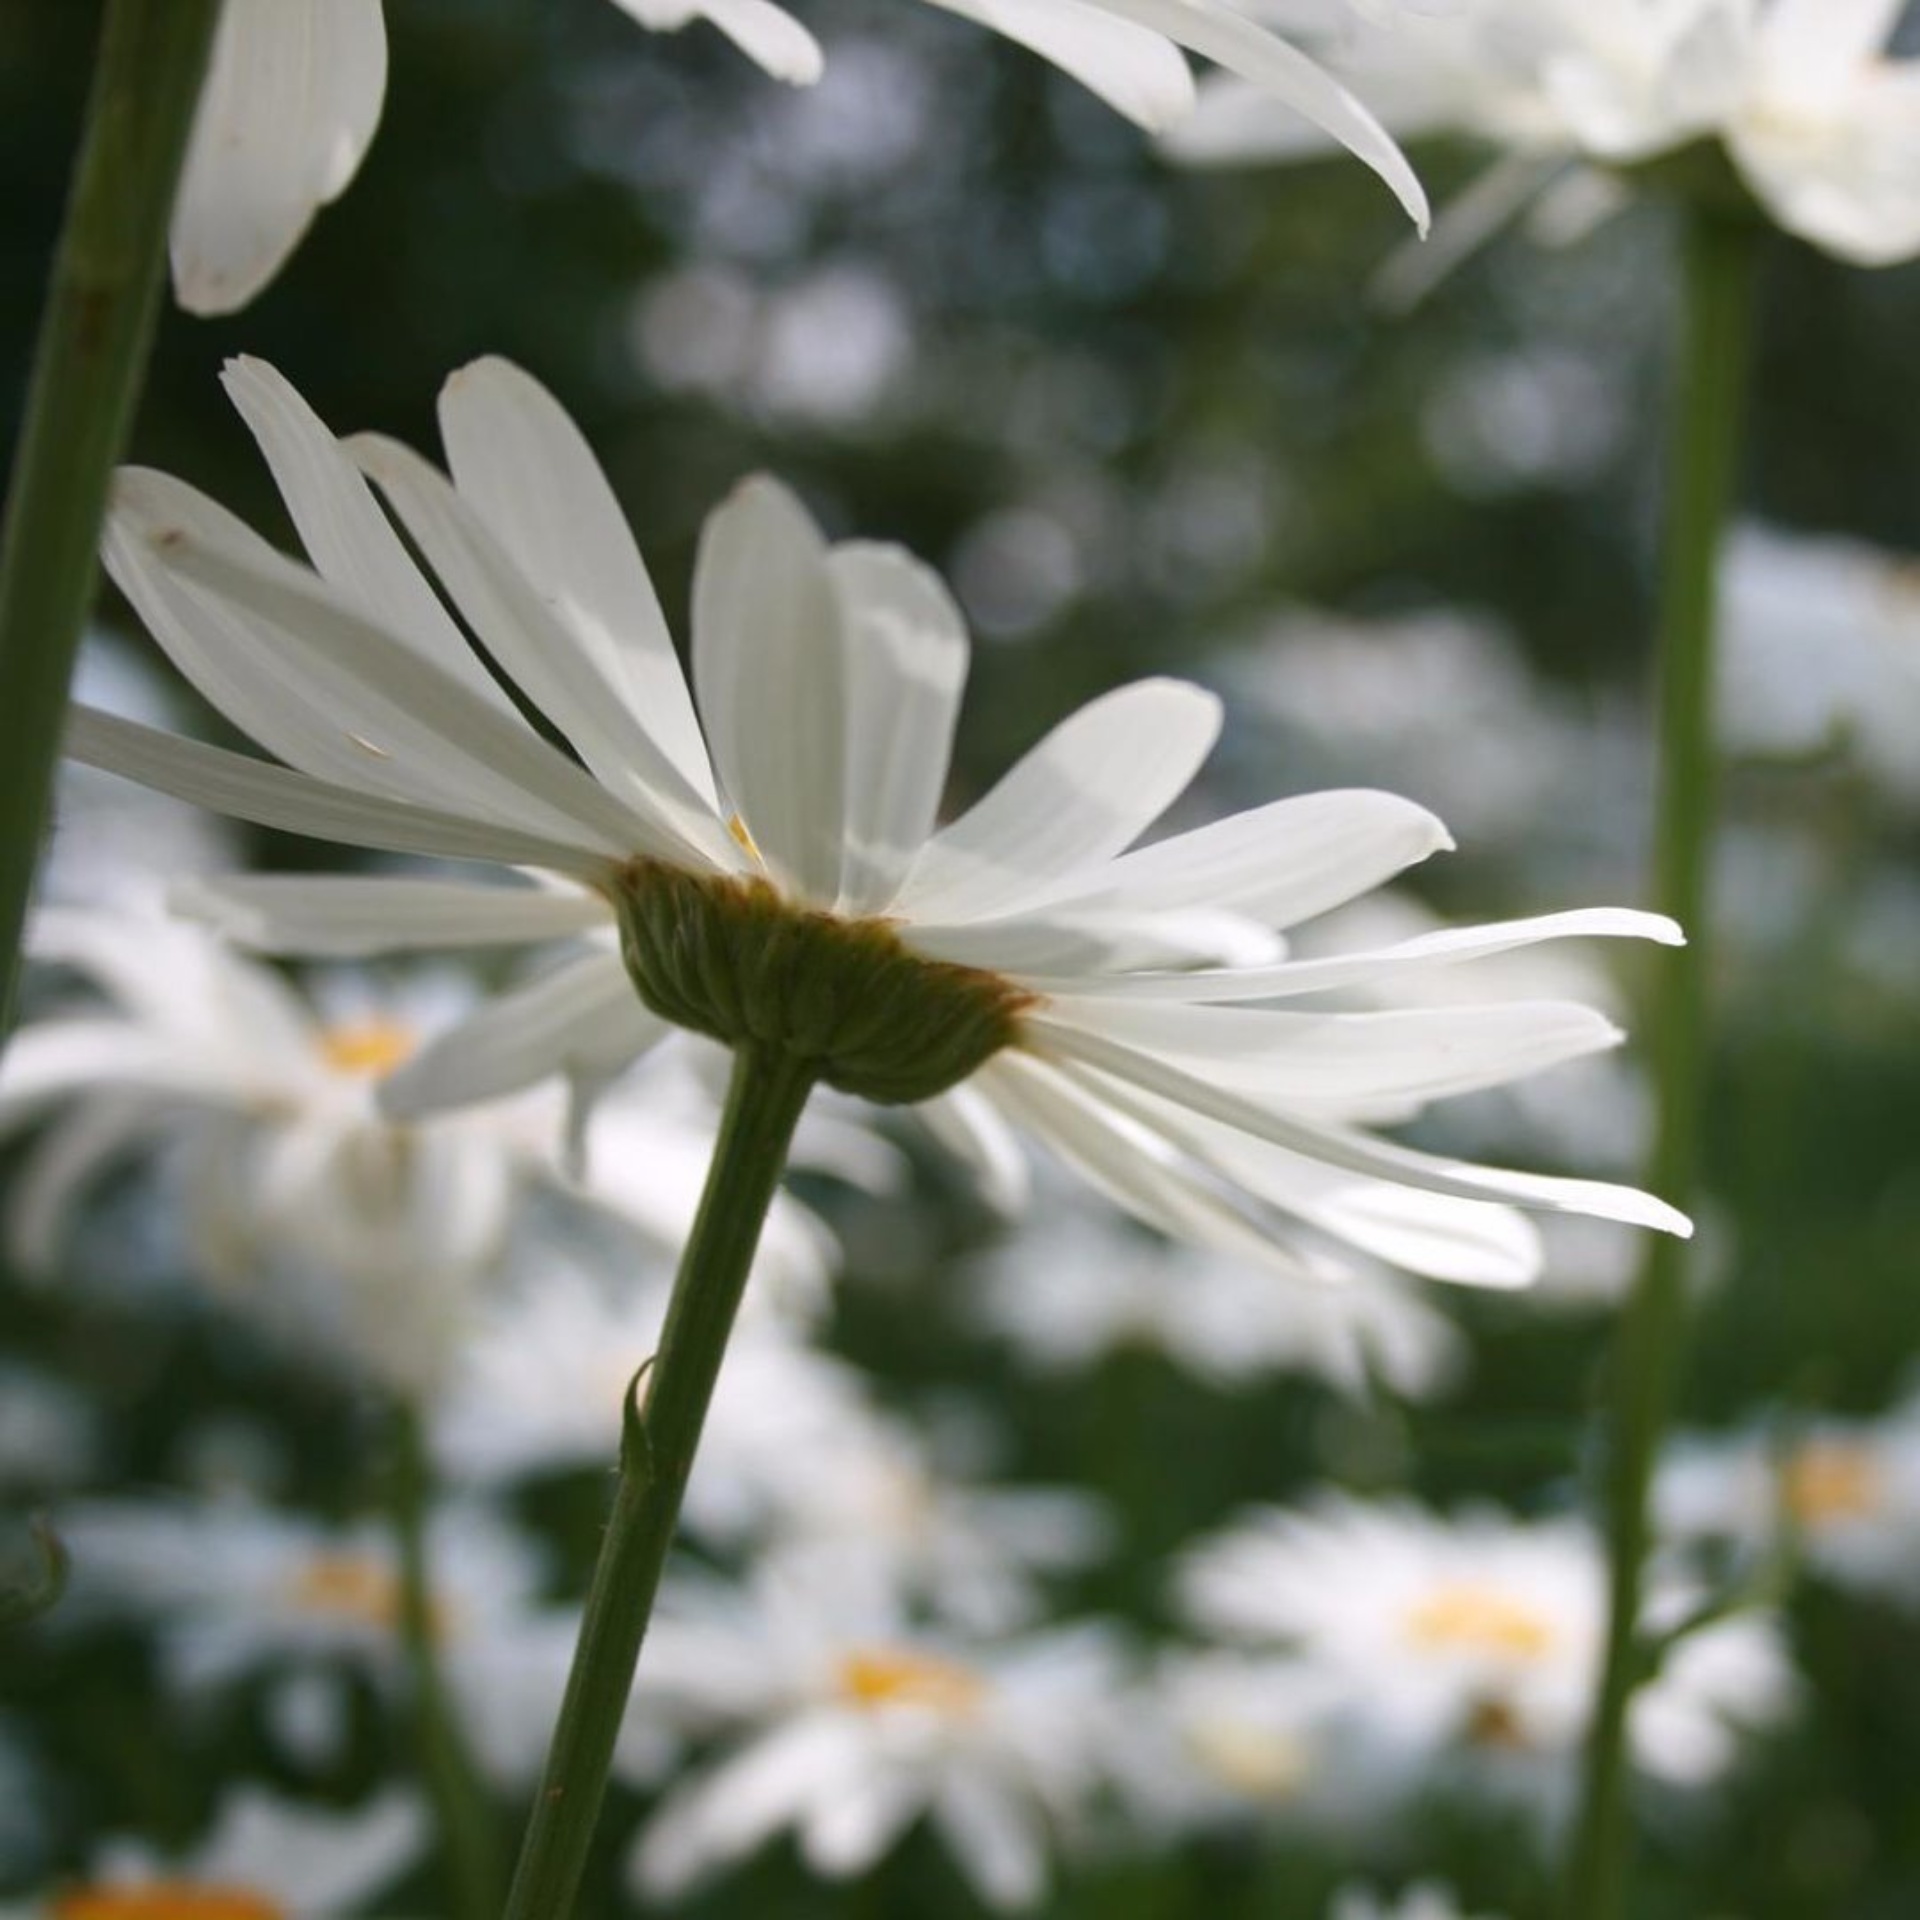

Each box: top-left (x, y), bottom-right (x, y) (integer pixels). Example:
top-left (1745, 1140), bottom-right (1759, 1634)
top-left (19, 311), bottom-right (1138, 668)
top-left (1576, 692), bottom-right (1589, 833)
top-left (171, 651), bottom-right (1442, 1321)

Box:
top-left (318, 1018), bottom-right (416, 1078)
top-left (1184, 1720), bottom-right (1312, 1800)
top-left (286, 1553), bottom-right (404, 1628)
top-left (54, 1891), bottom-right (283, 1920)
top-left (1403, 1584), bottom-right (1558, 1661)
top-left (1782, 1441), bottom-right (1883, 1525)
top-left (835, 1647), bottom-right (985, 1719)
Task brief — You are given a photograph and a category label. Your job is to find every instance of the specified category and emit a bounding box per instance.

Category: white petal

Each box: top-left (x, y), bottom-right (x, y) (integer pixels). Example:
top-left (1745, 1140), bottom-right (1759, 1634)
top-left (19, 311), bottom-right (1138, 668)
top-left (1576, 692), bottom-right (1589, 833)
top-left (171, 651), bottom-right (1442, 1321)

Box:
top-left (173, 873), bottom-right (612, 956)
top-left (435, 357), bottom-right (720, 810)
top-left (608, 0), bottom-right (824, 82)
top-left (1165, 63), bottom-right (1461, 164)
top-left (171, 0), bottom-right (387, 315)
top-left (926, 0), bottom-right (1195, 128)
top-left (64, 706), bottom-right (609, 876)
top-left (911, 905), bottom-right (1282, 975)
top-left (1090, 0), bottom-right (1428, 228)
top-left (915, 1082), bottom-right (1033, 1214)
top-left (1033, 1021), bottom-right (1693, 1234)
top-left (933, 1771), bottom-right (1047, 1911)
top-left (1762, 0), bottom-right (1901, 86)
top-left (378, 954), bottom-right (666, 1120)
top-left (895, 678), bottom-right (1221, 924)
top-left (1012, 787), bottom-right (1452, 928)
top-left (799, 1766), bottom-right (924, 1876)
top-left (1037, 907), bottom-right (1684, 1001)
top-left (349, 430), bottom-right (738, 868)
top-left (218, 358), bottom-right (513, 710)
top-left (829, 544), bottom-right (971, 914)
top-left (119, 485), bottom-right (677, 858)
top-left (691, 477), bottom-right (847, 901)
top-left (1031, 997), bottom-right (1625, 1112)
top-left (7, 1096), bottom-right (169, 1271)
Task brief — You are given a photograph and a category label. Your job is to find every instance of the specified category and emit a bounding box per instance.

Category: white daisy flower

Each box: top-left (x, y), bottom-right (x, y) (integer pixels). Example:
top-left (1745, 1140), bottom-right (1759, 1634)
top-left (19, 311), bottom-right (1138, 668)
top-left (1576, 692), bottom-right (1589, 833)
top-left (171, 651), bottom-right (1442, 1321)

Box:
top-left (1331, 1884), bottom-right (1503, 1920)
top-left (971, 1193), bottom-right (1464, 1397)
top-left (1657, 1390), bottom-right (1920, 1608)
top-left (6, 1785), bottom-right (424, 1919)
top-left (54, 1497), bottom-right (575, 1788)
top-left (625, 1548), bottom-right (1128, 1909)
top-left (72, 355), bottom-right (1687, 1303)
top-left (0, 909), bottom-right (846, 1395)
top-left (1167, 0), bottom-right (1920, 271)
top-left (171, 0), bottom-right (1425, 316)
top-left (1178, 1495), bottom-right (1796, 1819)
top-left (1719, 522), bottom-right (1920, 806)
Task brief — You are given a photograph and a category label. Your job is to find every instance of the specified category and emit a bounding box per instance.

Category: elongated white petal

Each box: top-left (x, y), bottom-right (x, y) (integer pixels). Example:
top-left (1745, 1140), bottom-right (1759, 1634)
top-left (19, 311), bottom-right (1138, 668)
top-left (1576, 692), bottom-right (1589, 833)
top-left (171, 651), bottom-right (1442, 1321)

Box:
top-left (829, 544), bottom-right (970, 915)
top-left (926, 0), bottom-right (1195, 128)
top-left (218, 358), bottom-right (512, 710)
top-left (379, 954), bottom-right (665, 1120)
top-left (691, 477), bottom-right (846, 901)
top-left (1034, 1022), bottom-right (1692, 1234)
top-left (65, 708), bottom-right (611, 878)
top-left (1763, 0), bottom-right (1901, 87)
top-left (0, 1021), bottom-right (217, 1123)
top-left (1034, 997), bottom-right (1623, 1113)
top-left (8, 1096), bottom-right (170, 1271)
top-left (609, 0), bottom-right (824, 82)
top-left (932, 1772), bottom-right (1048, 1912)
top-left (173, 874), bottom-right (612, 957)
top-left (435, 357), bottom-right (720, 810)
top-left (912, 906), bottom-right (1281, 977)
top-left (1087, 0), bottom-right (1429, 227)
top-left (980, 1053), bottom-right (1333, 1278)
top-left (1030, 907), bottom-right (1683, 1002)
top-left (1015, 787), bottom-right (1452, 928)
top-left (896, 679), bottom-right (1221, 924)
top-left (915, 1083), bottom-right (1032, 1214)
top-left (1065, 1061), bottom-right (1542, 1286)
top-left (1166, 62), bottom-right (1463, 164)
top-left (171, 0), bottom-right (387, 315)
top-left (138, 501), bottom-right (679, 859)
top-left (349, 432), bottom-right (738, 868)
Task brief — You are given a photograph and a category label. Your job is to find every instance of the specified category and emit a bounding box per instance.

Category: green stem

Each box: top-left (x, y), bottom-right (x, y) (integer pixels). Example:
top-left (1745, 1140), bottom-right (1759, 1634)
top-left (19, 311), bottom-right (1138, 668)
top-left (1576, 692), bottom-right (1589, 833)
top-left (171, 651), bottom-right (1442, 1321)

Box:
top-left (503, 1043), bottom-right (818, 1917)
top-left (389, 1403), bottom-right (501, 1920)
top-left (0, 0), bottom-right (220, 1033)
top-left (1564, 207), bottom-right (1760, 1920)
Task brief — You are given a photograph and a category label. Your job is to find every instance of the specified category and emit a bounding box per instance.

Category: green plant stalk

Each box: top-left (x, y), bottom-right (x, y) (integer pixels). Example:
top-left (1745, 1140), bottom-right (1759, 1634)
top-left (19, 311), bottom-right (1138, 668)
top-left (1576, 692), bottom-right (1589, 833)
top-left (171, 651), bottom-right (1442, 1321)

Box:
top-left (0, 0), bottom-right (220, 1033)
top-left (503, 1042), bottom-right (818, 1917)
top-left (390, 1403), bottom-right (502, 1920)
top-left (1565, 206), bottom-right (1760, 1920)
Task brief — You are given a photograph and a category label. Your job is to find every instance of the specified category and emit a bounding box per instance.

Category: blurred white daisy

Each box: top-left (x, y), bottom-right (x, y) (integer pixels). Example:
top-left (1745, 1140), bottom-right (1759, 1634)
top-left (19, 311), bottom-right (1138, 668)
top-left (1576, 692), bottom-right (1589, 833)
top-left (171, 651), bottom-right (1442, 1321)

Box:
top-left (1658, 1389), bottom-right (1920, 1608)
top-left (74, 355), bottom-right (1686, 1303)
top-left (1331, 1884), bottom-right (1502, 1920)
top-left (1178, 1496), bottom-right (1796, 1820)
top-left (7, 1785), bottom-right (423, 1919)
top-left (624, 1549), bottom-right (1128, 1909)
top-left (172, 0), bottom-right (1424, 315)
top-left (0, 911), bottom-right (848, 1395)
top-left (1719, 523), bottom-right (1920, 806)
top-left (55, 1497), bottom-right (574, 1788)
top-left (1167, 0), bottom-right (1920, 273)
top-left (971, 1195), bottom-right (1464, 1398)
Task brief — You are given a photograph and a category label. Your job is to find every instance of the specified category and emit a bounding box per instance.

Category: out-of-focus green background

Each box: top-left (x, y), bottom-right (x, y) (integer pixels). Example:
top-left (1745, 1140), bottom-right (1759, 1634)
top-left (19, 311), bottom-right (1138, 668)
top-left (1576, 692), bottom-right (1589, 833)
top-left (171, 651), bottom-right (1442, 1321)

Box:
top-left (5, 1), bottom-right (1920, 1915)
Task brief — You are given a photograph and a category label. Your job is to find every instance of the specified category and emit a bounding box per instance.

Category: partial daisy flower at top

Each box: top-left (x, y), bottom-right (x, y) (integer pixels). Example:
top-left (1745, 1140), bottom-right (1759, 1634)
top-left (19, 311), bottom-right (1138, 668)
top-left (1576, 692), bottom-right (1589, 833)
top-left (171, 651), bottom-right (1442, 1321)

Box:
top-left (1178, 1495), bottom-right (1797, 1822)
top-left (7, 1786), bottom-right (424, 1920)
top-left (1165, 0), bottom-right (1920, 281)
top-left (72, 355), bottom-right (1687, 1300)
top-left (1330, 1885), bottom-right (1503, 1920)
top-left (172, 0), bottom-right (1427, 316)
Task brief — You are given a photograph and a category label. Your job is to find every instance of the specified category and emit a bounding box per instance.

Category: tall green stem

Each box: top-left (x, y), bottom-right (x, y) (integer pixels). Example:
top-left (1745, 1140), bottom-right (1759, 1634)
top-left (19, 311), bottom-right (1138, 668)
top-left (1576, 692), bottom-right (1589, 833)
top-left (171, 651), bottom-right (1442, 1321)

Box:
top-left (389, 1403), bottom-right (501, 1920)
top-left (0, 0), bottom-right (220, 1032)
top-left (503, 1043), bottom-right (818, 1917)
top-left (1565, 207), bottom-right (1759, 1920)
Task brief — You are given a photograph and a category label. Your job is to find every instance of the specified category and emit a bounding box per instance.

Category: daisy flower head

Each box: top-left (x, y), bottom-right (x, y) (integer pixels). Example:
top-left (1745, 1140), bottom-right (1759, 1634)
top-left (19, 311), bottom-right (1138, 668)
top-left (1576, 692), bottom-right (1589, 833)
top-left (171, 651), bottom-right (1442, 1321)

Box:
top-left (1657, 1388), bottom-right (1920, 1609)
top-left (75, 355), bottom-right (1688, 1298)
top-left (172, 0), bottom-right (1427, 316)
top-left (1166, 0), bottom-right (1920, 272)
top-left (625, 1548), bottom-right (1129, 1909)
top-left (11, 1786), bottom-right (424, 1920)
top-left (1177, 1495), bottom-right (1796, 1820)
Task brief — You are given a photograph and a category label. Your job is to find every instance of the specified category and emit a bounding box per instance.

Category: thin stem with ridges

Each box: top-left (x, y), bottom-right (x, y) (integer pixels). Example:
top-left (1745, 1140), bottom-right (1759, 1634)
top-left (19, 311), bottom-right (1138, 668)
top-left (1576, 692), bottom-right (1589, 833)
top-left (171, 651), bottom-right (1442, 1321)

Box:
top-left (503, 1042), bottom-right (818, 1917)
top-left (1565, 206), bottom-right (1760, 1920)
top-left (0, 0), bottom-right (220, 1031)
